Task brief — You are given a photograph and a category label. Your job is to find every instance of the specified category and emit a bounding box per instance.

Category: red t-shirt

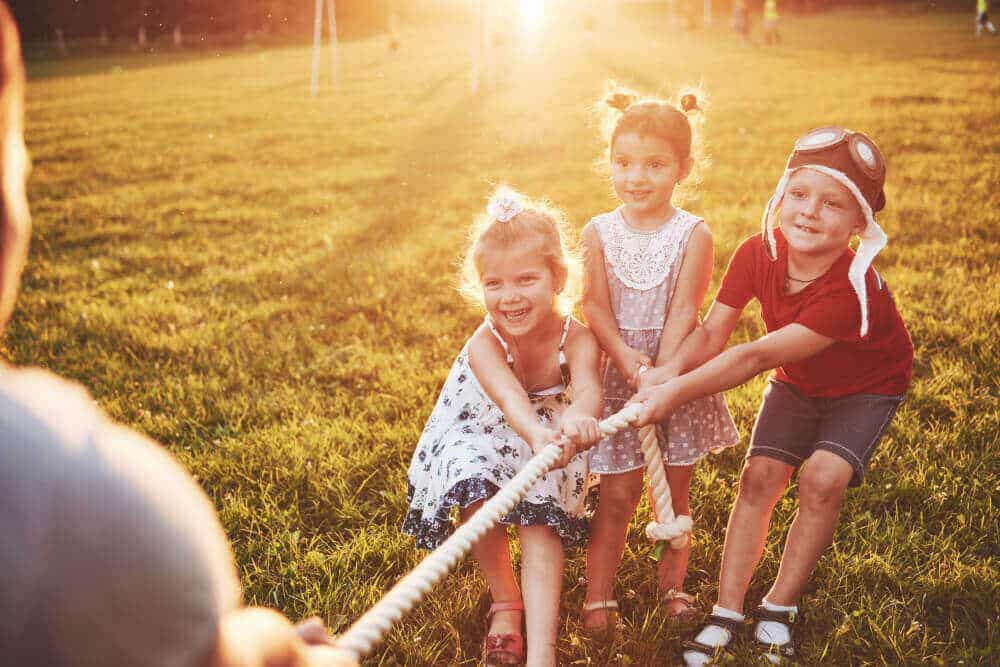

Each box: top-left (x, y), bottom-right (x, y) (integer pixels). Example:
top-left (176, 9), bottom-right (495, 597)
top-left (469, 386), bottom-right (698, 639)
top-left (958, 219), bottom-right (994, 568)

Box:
top-left (716, 231), bottom-right (913, 398)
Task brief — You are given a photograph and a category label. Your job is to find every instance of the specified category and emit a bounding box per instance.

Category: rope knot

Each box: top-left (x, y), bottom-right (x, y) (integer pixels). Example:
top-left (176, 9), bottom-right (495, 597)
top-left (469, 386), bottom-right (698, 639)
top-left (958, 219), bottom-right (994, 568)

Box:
top-left (645, 514), bottom-right (692, 549)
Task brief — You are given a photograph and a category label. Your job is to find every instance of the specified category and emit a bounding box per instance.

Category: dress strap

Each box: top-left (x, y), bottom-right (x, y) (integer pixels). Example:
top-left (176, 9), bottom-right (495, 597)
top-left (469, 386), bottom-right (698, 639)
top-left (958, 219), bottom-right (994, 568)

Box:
top-left (485, 316), bottom-right (515, 370)
top-left (558, 315), bottom-right (572, 385)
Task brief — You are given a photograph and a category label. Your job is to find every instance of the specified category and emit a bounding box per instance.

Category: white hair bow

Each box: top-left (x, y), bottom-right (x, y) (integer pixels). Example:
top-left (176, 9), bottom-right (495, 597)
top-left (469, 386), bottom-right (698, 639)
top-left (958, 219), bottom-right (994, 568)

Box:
top-left (486, 187), bottom-right (524, 223)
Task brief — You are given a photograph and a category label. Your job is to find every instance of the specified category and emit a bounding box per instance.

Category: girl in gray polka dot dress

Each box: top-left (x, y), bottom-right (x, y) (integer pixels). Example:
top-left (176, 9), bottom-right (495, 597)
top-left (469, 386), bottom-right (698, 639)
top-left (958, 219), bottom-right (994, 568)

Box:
top-left (580, 84), bottom-right (739, 631)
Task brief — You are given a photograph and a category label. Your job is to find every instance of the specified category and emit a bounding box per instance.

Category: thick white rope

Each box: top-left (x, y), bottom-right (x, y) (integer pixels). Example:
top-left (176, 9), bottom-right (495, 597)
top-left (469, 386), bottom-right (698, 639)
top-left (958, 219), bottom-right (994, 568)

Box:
top-left (331, 402), bottom-right (686, 661)
top-left (639, 424), bottom-right (692, 548)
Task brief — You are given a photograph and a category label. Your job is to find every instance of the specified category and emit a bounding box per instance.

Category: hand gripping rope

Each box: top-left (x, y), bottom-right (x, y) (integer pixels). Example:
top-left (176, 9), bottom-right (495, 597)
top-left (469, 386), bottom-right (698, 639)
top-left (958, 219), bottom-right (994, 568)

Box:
top-left (330, 402), bottom-right (691, 662)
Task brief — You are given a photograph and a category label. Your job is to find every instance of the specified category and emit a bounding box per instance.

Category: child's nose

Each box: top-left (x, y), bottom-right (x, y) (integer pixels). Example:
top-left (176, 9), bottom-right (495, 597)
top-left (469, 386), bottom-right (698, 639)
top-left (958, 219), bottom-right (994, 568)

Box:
top-left (802, 197), bottom-right (821, 218)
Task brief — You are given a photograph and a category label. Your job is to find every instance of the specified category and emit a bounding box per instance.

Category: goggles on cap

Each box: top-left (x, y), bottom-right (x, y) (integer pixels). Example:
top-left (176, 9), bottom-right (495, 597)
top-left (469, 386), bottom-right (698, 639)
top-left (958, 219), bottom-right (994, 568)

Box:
top-left (793, 126), bottom-right (886, 183)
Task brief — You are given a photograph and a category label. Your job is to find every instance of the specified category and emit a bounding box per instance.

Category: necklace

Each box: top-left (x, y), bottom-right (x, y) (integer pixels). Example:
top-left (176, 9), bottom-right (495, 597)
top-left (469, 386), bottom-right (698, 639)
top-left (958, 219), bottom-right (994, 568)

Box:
top-left (784, 272), bottom-right (823, 293)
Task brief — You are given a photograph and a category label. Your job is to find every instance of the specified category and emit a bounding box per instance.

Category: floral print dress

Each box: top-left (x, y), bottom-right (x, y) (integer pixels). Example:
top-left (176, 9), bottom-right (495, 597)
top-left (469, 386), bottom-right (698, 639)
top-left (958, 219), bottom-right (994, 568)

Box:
top-left (587, 207), bottom-right (739, 474)
top-left (402, 316), bottom-right (590, 550)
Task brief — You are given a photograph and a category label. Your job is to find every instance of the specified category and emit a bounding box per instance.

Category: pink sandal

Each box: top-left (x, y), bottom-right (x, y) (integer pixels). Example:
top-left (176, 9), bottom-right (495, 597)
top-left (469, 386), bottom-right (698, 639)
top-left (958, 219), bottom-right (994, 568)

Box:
top-left (483, 600), bottom-right (525, 665)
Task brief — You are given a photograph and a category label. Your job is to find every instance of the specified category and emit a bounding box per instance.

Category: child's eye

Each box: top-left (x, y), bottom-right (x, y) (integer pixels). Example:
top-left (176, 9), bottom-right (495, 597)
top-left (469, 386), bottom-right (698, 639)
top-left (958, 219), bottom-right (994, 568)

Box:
top-left (518, 276), bottom-right (538, 285)
top-left (650, 161), bottom-right (665, 169)
top-left (484, 280), bottom-right (501, 289)
top-left (823, 199), bottom-right (841, 208)
top-left (615, 158), bottom-right (629, 167)
top-left (788, 189), bottom-right (806, 199)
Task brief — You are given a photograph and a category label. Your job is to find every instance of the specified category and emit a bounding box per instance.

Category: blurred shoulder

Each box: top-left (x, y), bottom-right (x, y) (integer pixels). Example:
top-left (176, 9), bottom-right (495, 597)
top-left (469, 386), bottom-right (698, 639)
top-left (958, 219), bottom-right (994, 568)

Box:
top-left (0, 366), bottom-right (103, 446)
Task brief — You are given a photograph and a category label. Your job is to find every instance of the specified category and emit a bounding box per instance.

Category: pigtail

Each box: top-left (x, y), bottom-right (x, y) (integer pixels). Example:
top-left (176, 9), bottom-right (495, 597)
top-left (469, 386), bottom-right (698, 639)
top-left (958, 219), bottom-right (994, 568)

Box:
top-left (605, 90), bottom-right (638, 113)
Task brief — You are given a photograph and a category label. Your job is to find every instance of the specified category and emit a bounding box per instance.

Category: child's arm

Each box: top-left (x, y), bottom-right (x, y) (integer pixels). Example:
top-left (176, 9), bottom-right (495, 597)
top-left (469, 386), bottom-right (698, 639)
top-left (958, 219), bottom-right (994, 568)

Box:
top-left (633, 322), bottom-right (837, 426)
top-left (468, 326), bottom-right (558, 453)
top-left (649, 223), bottom-right (714, 378)
top-left (581, 224), bottom-right (651, 386)
top-left (639, 299), bottom-right (742, 390)
top-left (557, 322), bottom-right (603, 464)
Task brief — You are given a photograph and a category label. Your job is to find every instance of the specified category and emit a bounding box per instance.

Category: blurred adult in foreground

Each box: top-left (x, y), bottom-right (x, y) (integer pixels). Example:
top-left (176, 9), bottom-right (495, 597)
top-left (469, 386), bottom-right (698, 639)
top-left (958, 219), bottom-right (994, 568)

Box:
top-left (0, 4), bottom-right (354, 665)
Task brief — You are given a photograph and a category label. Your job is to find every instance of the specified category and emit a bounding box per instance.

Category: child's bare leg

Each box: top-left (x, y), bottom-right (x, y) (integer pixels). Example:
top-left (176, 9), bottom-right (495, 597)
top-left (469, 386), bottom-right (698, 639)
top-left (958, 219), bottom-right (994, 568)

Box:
top-left (656, 465), bottom-right (693, 612)
top-left (765, 451), bottom-right (853, 606)
top-left (584, 468), bottom-right (644, 628)
top-left (461, 502), bottom-right (521, 636)
top-left (518, 525), bottom-right (564, 667)
top-left (716, 457), bottom-right (794, 612)
top-left (683, 458), bottom-right (793, 666)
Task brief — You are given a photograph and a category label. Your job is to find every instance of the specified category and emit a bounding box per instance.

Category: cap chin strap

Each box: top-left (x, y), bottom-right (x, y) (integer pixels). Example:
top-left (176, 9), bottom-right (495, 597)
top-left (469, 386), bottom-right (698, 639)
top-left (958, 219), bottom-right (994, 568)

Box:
top-left (762, 165), bottom-right (888, 338)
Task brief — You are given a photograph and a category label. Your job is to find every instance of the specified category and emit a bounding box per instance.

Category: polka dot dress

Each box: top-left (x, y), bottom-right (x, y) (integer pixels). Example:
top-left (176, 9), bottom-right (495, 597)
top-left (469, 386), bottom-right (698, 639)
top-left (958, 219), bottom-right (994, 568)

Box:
top-left (587, 208), bottom-right (739, 474)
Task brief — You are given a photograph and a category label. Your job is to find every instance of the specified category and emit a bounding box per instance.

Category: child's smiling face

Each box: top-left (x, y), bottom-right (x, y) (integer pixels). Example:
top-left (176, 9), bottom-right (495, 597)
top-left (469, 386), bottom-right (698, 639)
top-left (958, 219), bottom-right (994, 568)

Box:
top-left (479, 241), bottom-right (559, 338)
top-left (779, 168), bottom-right (866, 259)
top-left (611, 132), bottom-right (690, 227)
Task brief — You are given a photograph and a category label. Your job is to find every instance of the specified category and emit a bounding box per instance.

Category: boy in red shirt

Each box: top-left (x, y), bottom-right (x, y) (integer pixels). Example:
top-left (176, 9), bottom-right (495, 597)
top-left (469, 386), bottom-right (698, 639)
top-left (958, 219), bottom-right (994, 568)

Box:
top-left (633, 127), bottom-right (913, 664)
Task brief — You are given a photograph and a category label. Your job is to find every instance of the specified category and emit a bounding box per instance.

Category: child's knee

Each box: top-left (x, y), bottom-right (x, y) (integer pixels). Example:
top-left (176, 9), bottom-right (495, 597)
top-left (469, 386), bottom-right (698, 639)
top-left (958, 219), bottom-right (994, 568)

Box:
top-left (797, 457), bottom-right (852, 511)
top-left (737, 457), bottom-right (791, 507)
top-left (598, 473), bottom-right (644, 516)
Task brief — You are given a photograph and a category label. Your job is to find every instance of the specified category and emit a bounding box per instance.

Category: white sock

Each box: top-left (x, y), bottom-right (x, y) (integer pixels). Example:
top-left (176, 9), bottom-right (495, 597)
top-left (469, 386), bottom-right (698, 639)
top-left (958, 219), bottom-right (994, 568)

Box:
top-left (756, 598), bottom-right (796, 656)
top-left (683, 606), bottom-right (744, 667)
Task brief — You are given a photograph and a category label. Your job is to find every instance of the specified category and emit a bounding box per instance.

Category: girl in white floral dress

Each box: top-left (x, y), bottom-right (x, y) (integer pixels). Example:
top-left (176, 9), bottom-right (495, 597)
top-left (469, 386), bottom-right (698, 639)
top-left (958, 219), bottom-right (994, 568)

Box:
top-left (580, 84), bottom-right (739, 630)
top-left (403, 187), bottom-right (603, 666)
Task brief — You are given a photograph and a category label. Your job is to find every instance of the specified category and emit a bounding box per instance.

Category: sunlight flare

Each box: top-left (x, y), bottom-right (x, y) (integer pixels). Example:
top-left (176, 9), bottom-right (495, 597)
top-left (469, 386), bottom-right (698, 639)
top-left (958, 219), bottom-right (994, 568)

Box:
top-left (518, 0), bottom-right (546, 36)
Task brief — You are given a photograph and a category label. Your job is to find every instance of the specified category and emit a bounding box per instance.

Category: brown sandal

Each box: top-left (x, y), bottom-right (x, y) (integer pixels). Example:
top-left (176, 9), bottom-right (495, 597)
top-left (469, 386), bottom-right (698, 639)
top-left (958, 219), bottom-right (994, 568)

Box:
top-left (483, 600), bottom-right (525, 665)
top-left (581, 599), bottom-right (621, 641)
top-left (661, 589), bottom-right (698, 618)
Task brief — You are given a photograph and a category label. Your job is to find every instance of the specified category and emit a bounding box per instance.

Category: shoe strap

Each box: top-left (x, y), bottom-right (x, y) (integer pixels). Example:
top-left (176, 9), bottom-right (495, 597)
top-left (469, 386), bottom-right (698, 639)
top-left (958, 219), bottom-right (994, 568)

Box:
top-left (661, 589), bottom-right (696, 603)
top-left (488, 600), bottom-right (524, 616)
top-left (582, 599), bottom-right (619, 613)
top-left (682, 638), bottom-right (731, 658)
top-left (705, 612), bottom-right (745, 633)
top-left (754, 605), bottom-right (799, 625)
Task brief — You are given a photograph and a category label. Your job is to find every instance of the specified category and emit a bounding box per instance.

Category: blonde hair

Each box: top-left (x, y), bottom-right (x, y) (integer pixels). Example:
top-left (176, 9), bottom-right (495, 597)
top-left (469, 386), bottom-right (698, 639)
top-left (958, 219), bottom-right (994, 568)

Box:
top-left (595, 81), bottom-right (709, 203)
top-left (459, 187), bottom-right (581, 316)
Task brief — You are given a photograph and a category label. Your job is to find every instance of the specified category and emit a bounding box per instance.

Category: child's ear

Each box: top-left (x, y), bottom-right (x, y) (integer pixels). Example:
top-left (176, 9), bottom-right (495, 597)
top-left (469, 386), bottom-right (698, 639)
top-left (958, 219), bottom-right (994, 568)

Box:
top-left (852, 214), bottom-right (868, 236)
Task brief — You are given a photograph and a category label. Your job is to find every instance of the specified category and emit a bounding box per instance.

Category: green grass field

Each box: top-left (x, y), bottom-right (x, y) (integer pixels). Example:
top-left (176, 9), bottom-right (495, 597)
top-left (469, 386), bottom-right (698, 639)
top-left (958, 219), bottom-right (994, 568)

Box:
top-left (14, 4), bottom-right (999, 665)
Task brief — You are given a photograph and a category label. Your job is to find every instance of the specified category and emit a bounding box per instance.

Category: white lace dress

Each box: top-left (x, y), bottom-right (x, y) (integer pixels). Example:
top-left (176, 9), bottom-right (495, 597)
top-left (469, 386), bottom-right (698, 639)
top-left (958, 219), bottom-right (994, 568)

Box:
top-left (587, 207), bottom-right (739, 474)
top-left (402, 316), bottom-right (591, 549)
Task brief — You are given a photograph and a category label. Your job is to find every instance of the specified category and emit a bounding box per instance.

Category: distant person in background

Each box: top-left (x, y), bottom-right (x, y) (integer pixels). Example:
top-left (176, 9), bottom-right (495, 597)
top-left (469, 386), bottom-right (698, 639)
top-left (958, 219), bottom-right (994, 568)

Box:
top-left (762, 0), bottom-right (781, 45)
top-left (0, 3), bottom-right (353, 665)
top-left (732, 0), bottom-right (751, 45)
top-left (977, 0), bottom-right (998, 36)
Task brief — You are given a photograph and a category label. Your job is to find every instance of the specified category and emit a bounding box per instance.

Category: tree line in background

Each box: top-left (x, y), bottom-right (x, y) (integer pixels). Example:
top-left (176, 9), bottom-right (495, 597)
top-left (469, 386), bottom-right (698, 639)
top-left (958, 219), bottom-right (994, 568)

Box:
top-left (9, 0), bottom-right (391, 44)
top-left (8, 0), bottom-right (972, 46)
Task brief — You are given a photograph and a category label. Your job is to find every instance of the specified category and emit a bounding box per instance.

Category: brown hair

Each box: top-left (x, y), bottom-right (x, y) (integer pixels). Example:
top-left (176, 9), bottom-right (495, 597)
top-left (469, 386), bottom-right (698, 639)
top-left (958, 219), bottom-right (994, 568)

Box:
top-left (459, 187), bottom-right (581, 315)
top-left (596, 82), bottom-right (708, 203)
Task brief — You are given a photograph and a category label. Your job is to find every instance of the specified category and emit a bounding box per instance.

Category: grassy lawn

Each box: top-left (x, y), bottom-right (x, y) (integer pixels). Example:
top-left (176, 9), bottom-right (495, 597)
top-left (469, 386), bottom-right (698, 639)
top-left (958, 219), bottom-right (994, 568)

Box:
top-left (13, 4), bottom-right (998, 664)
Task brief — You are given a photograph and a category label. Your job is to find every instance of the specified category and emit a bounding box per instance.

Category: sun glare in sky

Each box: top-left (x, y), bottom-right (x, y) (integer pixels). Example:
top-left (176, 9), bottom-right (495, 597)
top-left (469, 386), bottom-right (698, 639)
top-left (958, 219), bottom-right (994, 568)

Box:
top-left (518, 0), bottom-right (546, 36)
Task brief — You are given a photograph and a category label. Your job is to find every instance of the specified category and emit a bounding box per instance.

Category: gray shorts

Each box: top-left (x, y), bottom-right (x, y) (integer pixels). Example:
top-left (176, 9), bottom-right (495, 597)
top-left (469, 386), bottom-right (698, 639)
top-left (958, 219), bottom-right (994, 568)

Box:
top-left (747, 379), bottom-right (905, 487)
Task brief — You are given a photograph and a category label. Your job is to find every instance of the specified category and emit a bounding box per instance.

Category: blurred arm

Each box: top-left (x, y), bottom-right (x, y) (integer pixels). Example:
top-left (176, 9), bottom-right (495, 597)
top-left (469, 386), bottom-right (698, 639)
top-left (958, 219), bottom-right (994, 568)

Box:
top-left (0, 2), bottom-right (30, 333)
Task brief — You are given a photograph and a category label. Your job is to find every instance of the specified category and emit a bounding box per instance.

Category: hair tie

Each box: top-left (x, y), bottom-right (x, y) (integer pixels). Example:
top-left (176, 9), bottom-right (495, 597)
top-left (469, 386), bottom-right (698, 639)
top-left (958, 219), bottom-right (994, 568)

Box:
top-left (680, 93), bottom-right (699, 113)
top-left (486, 187), bottom-right (524, 223)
